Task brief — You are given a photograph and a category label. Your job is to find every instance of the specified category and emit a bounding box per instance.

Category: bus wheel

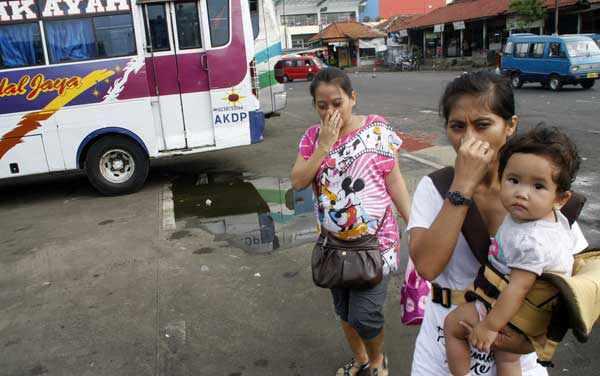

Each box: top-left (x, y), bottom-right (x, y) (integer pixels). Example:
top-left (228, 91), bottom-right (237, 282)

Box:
top-left (581, 79), bottom-right (595, 90)
top-left (511, 72), bottom-right (523, 89)
top-left (549, 75), bottom-right (562, 91)
top-left (282, 75), bottom-right (290, 83)
top-left (85, 135), bottom-right (149, 196)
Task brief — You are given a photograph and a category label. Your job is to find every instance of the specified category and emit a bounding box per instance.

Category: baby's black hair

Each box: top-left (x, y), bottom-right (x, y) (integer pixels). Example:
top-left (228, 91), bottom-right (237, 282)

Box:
top-left (440, 71), bottom-right (515, 123)
top-left (498, 125), bottom-right (580, 193)
top-left (309, 67), bottom-right (353, 104)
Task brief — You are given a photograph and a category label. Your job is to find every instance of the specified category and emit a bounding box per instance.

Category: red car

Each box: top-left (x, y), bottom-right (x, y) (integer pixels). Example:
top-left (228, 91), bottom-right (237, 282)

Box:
top-left (274, 56), bottom-right (324, 83)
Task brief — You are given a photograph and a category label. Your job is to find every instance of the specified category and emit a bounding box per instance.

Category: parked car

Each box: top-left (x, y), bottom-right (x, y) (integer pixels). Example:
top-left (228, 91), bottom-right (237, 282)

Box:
top-left (274, 56), bottom-right (324, 83)
top-left (583, 33), bottom-right (600, 48)
top-left (501, 34), bottom-right (600, 91)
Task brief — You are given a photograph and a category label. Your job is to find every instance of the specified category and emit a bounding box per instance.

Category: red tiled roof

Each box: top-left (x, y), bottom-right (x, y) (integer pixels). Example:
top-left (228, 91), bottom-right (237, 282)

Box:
top-left (404, 0), bottom-right (584, 29)
top-left (384, 14), bottom-right (423, 32)
top-left (309, 21), bottom-right (386, 42)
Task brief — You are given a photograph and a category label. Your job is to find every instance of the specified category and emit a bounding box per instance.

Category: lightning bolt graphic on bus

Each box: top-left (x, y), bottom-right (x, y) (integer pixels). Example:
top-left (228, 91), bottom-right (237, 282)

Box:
top-left (0, 69), bottom-right (115, 159)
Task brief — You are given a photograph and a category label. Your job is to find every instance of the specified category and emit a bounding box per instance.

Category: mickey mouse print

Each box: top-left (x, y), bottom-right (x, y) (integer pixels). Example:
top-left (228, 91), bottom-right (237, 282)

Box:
top-left (299, 114), bottom-right (403, 273)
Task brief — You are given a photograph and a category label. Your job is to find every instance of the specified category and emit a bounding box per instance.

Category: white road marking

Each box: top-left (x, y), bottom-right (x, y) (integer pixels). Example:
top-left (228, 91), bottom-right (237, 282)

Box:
top-left (160, 184), bottom-right (176, 232)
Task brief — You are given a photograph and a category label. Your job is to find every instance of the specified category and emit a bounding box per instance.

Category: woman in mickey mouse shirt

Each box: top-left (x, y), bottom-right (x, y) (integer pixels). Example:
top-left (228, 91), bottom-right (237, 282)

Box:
top-left (291, 67), bottom-right (411, 376)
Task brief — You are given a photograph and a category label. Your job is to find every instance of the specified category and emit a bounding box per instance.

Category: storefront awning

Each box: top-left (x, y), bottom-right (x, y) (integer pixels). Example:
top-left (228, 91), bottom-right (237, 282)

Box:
top-left (403, 0), bottom-right (584, 30)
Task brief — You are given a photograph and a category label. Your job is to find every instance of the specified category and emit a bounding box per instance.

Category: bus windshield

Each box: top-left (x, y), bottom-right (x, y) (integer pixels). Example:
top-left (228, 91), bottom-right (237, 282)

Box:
top-left (566, 40), bottom-right (600, 57)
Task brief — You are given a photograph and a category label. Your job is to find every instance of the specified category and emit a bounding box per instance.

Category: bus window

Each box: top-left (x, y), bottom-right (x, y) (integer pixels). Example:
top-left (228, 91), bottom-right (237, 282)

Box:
top-left (249, 0), bottom-right (259, 39)
top-left (175, 2), bottom-right (202, 49)
top-left (144, 4), bottom-right (170, 52)
top-left (94, 14), bottom-right (136, 58)
top-left (207, 0), bottom-right (229, 47)
top-left (45, 19), bottom-right (95, 63)
top-left (0, 22), bottom-right (45, 69)
top-left (45, 15), bottom-right (136, 63)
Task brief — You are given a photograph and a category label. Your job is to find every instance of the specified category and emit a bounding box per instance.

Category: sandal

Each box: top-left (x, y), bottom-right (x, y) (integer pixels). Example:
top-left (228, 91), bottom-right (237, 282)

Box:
top-left (335, 358), bottom-right (370, 376)
top-left (369, 354), bottom-right (389, 376)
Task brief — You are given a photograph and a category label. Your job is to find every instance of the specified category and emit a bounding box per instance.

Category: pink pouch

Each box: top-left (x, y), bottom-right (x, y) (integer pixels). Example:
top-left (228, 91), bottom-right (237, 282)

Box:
top-left (400, 258), bottom-right (431, 325)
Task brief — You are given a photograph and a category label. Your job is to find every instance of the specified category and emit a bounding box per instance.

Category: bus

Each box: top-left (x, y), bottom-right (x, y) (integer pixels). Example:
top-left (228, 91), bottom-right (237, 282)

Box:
top-left (0, 0), bottom-right (264, 195)
top-left (249, 0), bottom-right (285, 115)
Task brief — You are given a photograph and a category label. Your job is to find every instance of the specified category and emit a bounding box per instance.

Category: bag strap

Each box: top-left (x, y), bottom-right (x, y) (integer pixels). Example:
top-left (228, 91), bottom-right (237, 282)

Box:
top-left (561, 191), bottom-right (586, 227)
top-left (428, 167), bottom-right (586, 266)
top-left (428, 167), bottom-right (490, 265)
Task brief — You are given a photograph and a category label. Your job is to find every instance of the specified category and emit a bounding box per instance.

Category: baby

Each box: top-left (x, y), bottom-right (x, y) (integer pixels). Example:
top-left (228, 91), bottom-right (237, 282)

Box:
top-left (444, 126), bottom-right (581, 376)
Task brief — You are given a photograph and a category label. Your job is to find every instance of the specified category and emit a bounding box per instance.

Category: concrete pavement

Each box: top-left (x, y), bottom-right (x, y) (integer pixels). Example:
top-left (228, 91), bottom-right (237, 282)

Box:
top-left (2, 71), bottom-right (599, 375)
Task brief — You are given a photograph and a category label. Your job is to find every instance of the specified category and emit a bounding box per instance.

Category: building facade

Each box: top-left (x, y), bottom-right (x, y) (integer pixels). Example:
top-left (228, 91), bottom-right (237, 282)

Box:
top-left (359, 0), bottom-right (379, 22)
top-left (390, 0), bottom-right (600, 66)
top-left (275, 0), bottom-right (360, 51)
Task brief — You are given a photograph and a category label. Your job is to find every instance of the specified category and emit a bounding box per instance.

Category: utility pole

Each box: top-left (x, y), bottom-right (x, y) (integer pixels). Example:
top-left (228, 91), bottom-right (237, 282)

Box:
top-left (283, 0), bottom-right (288, 49)
top-left (555, 0), bottom-right (559, 35)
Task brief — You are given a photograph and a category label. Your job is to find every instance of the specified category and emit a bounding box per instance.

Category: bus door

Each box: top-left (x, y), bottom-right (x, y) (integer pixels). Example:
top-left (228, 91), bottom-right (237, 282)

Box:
top-left (143, 0), bottom-right (216, 150)
top-left (202, 0), bottom-right (256, 144)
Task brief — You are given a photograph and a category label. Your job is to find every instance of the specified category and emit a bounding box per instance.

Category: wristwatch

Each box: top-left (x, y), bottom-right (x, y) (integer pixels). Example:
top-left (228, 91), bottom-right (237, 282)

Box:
top-left (446, 191), bottom-right (473, 207)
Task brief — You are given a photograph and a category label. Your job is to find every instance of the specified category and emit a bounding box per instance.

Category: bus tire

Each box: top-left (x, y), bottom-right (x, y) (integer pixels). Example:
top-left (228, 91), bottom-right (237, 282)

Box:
top-left (282, 75), bottom-right (290, 83)
top-left (581, 79), bottom-right (595, 90)
top-left (84, 135), bottom-right (149, 196)
top-left (511, 72), bottom-right (523, 89)
top-left (549, 75), bottom-right (562, 91)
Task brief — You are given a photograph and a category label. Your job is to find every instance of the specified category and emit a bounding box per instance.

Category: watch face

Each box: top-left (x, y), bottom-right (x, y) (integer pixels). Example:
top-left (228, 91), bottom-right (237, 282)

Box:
top-left (451, 192), bottom-right (462, 205)
top-left (448, 191), bottom-right (467, 206)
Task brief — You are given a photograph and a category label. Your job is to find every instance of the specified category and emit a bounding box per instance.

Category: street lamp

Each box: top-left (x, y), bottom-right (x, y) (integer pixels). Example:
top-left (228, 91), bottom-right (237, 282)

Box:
top-left (555, 0), bottom-right (560, 35)
top-left (317, 0), bottom-right (327, 30)
top-left (319, 6), bottom-right (328, 32)
top-left (282, 0), bottom-right (288, 49)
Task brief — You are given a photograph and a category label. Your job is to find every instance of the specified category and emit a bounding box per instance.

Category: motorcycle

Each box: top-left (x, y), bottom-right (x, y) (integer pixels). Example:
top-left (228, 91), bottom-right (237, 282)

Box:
top-left (393, 54), bottom-right (420, 72)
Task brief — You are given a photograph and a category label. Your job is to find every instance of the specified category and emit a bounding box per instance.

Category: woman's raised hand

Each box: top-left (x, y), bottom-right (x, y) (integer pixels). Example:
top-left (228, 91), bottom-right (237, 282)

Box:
top-left (317, 110), bottom-right (342, 154)
top-left (452, 136), bottom-right (494, 196)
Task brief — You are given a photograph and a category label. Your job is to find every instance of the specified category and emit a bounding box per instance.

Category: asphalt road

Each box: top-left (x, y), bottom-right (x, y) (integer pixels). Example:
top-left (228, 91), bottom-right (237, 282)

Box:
top-left (1, 70), bottom-right (599, 376)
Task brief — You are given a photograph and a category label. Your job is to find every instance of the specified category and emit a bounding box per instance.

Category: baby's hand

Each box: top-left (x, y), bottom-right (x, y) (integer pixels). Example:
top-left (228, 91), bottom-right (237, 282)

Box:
top-left (468, 321), bottom-right (498, 354)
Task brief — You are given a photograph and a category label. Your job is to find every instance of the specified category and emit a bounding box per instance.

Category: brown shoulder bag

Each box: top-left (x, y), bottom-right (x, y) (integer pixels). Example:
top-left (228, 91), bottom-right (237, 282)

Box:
top-left (311, 210), bottom-right (389, 289)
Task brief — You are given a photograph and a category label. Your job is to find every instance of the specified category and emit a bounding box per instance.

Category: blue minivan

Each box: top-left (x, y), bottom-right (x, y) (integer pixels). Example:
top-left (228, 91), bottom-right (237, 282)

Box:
top-left (501, 34), bottom-right (600, 91)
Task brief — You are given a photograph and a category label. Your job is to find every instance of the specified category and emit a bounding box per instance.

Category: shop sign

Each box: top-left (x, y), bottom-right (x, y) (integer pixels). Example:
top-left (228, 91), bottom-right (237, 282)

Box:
top-left (453, 21), bottom-right (465, 30)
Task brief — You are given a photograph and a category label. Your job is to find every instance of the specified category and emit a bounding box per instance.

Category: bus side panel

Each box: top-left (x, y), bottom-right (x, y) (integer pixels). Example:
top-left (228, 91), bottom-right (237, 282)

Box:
top-left (55, 100), bottom-right (158, 170)
top-left (42, 118), bottom-right (67, 171)
top-left (180, 91), bottom-right (214, 148)
top-left (0, 135), bottom-right (49, 179)
top-left (255, 0), bottom-right (285, 114)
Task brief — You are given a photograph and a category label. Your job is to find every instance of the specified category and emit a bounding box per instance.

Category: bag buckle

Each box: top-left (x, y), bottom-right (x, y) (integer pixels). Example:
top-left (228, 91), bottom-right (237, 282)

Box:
top-left (432, 283), bottom-right (452, 308)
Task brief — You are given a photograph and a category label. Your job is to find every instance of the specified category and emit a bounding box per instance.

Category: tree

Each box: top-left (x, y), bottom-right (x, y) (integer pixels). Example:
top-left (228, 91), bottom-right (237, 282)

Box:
top-left (509, 0), bottom-right (546, 28)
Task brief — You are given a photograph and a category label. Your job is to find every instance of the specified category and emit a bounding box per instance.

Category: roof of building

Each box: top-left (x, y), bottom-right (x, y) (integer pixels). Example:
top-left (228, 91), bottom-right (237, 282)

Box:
top-left (382, 14), bottom-right (423, 32)
top-left (309, 21), bottom-right (386, 42)
top-left (403, 0), bottom-right (586, 30)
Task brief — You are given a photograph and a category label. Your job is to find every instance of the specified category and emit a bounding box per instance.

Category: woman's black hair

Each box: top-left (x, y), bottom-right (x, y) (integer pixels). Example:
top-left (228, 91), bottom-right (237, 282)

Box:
top-left (498, 125), bottom-right (581, 193)
top-left (309, 67), bottom-right (353, 103)
top-left (440, 71), bottom-right (515, 123)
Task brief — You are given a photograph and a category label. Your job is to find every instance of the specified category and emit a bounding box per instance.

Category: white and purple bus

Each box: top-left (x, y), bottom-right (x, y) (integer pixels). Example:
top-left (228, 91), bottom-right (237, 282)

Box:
top-left (0, 0), bottom-right (264, 195)
top-left (249, 0), bottom-right (285, 115)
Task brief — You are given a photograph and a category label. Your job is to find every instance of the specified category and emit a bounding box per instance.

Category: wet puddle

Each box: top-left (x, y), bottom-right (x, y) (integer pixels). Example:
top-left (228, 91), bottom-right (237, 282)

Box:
top-left (171, 172), bottom-right (317, 253)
